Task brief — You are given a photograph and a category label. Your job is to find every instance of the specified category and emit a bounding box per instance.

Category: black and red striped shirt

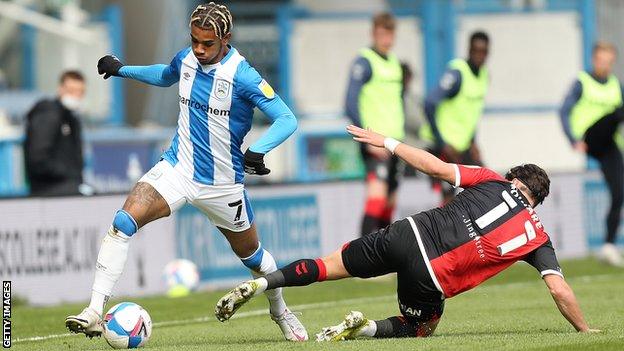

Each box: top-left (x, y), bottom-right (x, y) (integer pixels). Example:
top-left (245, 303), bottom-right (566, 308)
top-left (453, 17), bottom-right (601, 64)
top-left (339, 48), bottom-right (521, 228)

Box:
top-left (409, 165), bottom-right (562, 298)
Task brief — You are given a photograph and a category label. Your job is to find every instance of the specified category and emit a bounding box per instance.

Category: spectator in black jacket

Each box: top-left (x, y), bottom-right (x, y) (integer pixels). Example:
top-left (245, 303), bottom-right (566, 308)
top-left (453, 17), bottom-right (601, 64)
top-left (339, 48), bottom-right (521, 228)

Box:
top-left (24, 70), bottom-right (85, 196)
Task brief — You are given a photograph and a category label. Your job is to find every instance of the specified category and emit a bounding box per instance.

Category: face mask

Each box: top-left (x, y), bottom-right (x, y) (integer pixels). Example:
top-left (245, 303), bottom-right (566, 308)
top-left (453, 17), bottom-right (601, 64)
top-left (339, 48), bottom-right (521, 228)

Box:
top-left (61, 96), bottom-right (83, 112)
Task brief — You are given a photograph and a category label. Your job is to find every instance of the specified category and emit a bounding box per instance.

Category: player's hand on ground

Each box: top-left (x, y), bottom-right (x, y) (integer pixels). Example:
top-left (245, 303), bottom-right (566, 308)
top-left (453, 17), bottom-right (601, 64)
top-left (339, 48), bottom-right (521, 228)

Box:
top-left (573, 141), bottom-right (588, 153)
top-left (244, 149), bottom-right (271, 175)
top-left (346, 125), bottom-right (385, 147)
top-left (581, 328), bottom-right (601, 334)
top-left (97, 55), bottom-right (124, 79)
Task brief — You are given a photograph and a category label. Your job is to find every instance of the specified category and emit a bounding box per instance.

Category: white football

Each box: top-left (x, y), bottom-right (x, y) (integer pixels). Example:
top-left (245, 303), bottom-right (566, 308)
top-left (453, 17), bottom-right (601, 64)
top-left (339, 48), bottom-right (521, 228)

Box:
top-left (103, 302), bottom-right (152, 349)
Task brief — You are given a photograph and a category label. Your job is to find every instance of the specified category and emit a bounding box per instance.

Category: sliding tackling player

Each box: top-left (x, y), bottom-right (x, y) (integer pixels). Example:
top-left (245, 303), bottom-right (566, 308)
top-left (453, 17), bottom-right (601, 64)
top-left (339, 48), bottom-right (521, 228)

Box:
top-left (215, 125), bottom-right (598, 340)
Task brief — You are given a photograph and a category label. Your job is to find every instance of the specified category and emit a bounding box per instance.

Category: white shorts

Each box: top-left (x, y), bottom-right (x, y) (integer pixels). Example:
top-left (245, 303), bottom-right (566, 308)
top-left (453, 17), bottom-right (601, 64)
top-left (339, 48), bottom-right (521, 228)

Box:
top-left (138, 160), bottom-right (254, 232)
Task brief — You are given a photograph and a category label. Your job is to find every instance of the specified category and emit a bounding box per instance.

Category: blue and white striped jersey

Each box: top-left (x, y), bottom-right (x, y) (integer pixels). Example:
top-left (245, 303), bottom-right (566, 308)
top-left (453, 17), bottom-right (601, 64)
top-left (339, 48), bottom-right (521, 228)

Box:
top-left (118, 46), bottom-right (297, 185)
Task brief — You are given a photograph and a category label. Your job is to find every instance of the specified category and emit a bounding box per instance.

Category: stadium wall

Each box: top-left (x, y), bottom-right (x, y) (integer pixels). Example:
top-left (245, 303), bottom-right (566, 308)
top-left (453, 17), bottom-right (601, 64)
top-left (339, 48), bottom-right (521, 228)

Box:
top-left (1, 173), bottom-right (599, 305)
top-left (286, 3), bottom-right (587, 115)
top-left (290, 16), bottom-right (423, 115)
top-left (457, 12), bottom-right (582, 110)
top-left (477, 112), bottom-right (585, 172)
top-left (0, 195), bottom-right (176, 306)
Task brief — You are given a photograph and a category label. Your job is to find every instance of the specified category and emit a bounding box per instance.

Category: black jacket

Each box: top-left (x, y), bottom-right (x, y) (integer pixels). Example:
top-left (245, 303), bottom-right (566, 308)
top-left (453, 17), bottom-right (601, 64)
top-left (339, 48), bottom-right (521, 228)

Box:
top-left (23, 98), bottom-right (84, 196)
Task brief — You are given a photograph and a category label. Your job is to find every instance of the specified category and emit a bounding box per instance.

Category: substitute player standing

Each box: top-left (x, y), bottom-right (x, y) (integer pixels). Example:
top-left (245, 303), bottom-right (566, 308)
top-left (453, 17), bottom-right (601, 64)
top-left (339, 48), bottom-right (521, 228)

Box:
top-left (345, 12), bottom-right (405, 236)
top-left (421, 31), bottom-right (490, 204)
top-left (65, 2), bottom-right (308, 341)
top-left (216, 125), bottom-right (599, 340)
top-left (560, 41), bottom-right (624, 267)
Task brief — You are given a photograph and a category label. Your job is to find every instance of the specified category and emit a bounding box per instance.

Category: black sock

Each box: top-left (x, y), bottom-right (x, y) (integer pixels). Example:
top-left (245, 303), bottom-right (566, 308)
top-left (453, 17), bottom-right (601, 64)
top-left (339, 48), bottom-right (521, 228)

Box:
top-left (373, 317), bottom-right (429, 338)
top-left (264, 259), bottom-right (326, 290)
top-left (361, 215), bottom-right (381, 236)
top-left (597, 146), bottom-right (624, 244)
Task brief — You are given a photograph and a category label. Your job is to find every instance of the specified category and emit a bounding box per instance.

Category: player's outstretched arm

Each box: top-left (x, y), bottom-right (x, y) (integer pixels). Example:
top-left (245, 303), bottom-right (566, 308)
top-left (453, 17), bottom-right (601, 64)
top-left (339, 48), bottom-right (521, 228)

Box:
top-left (543, 275), bottom-right (599, 333)
top-left (97, 55), bottom-right (178, 87)
top-left (347, 125), bottom-right (456, 184)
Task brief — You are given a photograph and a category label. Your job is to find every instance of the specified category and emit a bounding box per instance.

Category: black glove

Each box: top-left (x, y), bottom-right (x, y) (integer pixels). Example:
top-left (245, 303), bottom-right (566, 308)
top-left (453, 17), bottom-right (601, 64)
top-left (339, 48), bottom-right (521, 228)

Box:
top-left (244, 150), bottom-right (270, 175)
top-left (97, 55), bottom-right (124, 79)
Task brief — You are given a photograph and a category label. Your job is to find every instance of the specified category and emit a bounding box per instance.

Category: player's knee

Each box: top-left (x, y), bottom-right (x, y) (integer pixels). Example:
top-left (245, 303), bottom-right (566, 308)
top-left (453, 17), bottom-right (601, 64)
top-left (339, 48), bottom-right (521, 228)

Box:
top-left (240, 244), bottom-right (264, 270)
top-left (112, 210), bottom-right (139, 237)
top-left (319, 253), bottom-right (348, 280)
top-left (402, 316), bottom-right (438, 338)
top-left (367, 178), bottom-right (389, 195)
top-left (418, 319), bottom-right (439, 338)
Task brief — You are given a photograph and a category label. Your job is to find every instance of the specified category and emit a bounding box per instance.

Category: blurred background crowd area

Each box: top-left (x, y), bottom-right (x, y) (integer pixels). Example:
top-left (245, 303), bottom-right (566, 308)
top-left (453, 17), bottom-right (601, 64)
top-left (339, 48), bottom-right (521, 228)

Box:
top-left (0, 0), bottom-right (622, 196)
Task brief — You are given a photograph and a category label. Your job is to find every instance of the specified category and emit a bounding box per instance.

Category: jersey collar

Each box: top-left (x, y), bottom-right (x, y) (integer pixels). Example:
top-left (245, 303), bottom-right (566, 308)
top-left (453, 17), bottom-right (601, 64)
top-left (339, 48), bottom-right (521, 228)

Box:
top-left (198, 45), bottom-right (237, 72)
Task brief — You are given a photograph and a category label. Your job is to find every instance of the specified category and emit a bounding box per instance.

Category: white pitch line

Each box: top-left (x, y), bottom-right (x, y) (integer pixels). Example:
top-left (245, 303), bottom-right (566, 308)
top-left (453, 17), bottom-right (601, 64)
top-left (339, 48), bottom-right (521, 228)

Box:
top-left (152, 294), bottom-right (394, 328)
top-left (13, 272), bottom-right (623, 344)
top-left (13, 294), bottom-right (395, 343)
top-left (13, 333), bottom-right (73, 343)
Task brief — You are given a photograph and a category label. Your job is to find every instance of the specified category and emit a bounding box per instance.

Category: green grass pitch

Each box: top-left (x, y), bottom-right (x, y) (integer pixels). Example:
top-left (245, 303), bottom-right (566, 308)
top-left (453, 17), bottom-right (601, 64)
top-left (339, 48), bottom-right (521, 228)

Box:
top-left (9, 258), bottom-right (624, 350)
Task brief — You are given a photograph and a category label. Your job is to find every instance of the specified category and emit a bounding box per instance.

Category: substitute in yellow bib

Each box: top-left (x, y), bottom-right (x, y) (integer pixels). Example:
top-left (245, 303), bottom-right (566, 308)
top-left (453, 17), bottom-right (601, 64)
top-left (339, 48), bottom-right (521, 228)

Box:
top-left (560, 41), bottom-right (624, 266)
top-left (345, 12), bottom-right (405, 236)
top-left (421, 31), bottom-right (490, 204)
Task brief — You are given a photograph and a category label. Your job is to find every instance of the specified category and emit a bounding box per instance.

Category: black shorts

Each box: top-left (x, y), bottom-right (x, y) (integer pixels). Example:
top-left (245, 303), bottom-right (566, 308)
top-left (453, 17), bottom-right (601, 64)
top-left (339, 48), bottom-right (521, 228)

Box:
top-left (341, 219), bottom-right (445, 322)
top-left (361, 144), bottom-right (403, 193)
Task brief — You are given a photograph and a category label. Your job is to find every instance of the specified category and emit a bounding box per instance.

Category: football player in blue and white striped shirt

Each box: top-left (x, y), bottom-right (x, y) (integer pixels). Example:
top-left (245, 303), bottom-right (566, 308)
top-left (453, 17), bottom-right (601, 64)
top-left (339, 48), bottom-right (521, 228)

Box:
top-left (66, 2), bottom-right (308, 342)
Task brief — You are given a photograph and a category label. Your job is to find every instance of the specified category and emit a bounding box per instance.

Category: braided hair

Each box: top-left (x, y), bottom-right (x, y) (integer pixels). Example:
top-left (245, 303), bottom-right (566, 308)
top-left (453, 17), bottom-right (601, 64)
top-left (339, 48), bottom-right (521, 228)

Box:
top-left (189, 2), bottom-right (233, 39)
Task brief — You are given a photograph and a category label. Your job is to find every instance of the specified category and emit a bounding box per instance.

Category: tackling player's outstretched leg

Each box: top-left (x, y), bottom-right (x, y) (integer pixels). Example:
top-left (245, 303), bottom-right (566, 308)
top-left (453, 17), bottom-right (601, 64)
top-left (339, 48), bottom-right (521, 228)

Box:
top-left (215, 245), bottom-right (441, 340)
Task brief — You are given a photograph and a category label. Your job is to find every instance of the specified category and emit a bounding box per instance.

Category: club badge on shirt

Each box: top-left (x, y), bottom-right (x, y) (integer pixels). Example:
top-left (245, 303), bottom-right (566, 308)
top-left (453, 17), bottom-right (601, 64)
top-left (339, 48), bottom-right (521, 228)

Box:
top-left (215, 79), bottom-right (231, 100)
top-left (258, 79), bottom-right (275, 99)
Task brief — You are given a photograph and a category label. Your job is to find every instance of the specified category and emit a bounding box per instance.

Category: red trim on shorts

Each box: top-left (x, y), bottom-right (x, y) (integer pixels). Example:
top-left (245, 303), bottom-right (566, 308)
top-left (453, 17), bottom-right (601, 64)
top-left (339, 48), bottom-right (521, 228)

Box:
top-left (341, 242), bottom-right (351, 251)
top-left (315, 258), bottom-right (327, 282)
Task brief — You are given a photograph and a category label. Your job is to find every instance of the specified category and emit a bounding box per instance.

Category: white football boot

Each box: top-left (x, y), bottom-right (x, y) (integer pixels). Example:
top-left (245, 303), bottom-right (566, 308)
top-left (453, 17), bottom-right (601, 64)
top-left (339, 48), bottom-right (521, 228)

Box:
top-left (65, 307), bottom-right (103, 338)
top-left (316, 311), bottom-right (369, 342)
top-left (271, 308), bottom-right (308, 341)
top-left (600, 243), bottom-right (624, 267)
